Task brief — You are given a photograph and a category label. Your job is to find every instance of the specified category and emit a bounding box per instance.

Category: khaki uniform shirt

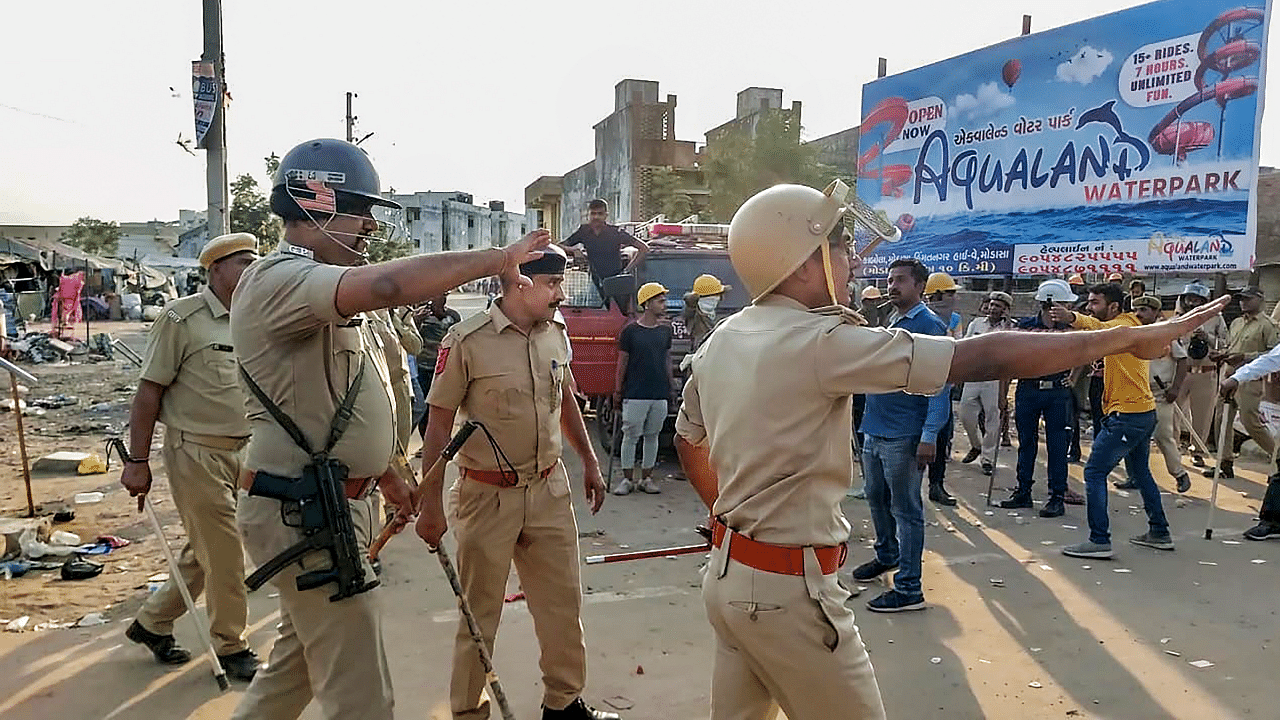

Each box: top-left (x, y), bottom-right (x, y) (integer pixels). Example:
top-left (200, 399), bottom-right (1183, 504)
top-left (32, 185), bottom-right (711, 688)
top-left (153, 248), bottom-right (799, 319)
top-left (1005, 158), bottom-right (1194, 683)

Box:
top-left (142, 286), bottom-right (250, 437)
top-left (369, 308), bottom-right (417, 446)
top-left (675, 295), bottom-right (955, 546)
top-left (428, 301), bottom-right (571, 480)
top-left (230, 244), bottom-right (396, 479)
top-left (1226, 314), bottom-right (1280, 365)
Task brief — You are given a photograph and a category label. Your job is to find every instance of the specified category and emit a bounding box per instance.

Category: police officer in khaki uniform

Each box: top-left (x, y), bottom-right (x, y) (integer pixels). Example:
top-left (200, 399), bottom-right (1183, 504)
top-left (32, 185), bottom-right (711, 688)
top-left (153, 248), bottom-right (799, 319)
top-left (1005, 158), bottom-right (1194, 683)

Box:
top-left (673, 181), bottom-right (1229, 720)
top-left (1174, 282), bottom-right (1227, 466)
top-left (416, 245), bottom-right (617, 720)
top-left (230, 138), bottom-right (550, 720)
top-left (121, 233), bottom-right (259, 680)
top-left (1205, 286), bottom-right (1280, 478)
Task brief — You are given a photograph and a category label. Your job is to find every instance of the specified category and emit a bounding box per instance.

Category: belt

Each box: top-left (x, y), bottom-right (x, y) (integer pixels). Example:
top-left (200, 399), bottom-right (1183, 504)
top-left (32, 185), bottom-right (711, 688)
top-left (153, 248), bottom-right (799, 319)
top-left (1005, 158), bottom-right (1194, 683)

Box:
top-left (238, 470), bottom-right (376, 500)
top-left (463, 466), bottom-right (554, 488)
top-left (711, 520), bottom-right (846, 576)
top-left (1189, 366), bottom-right (1219, 374)
top-left (176, 430), bottom-right (250, 452)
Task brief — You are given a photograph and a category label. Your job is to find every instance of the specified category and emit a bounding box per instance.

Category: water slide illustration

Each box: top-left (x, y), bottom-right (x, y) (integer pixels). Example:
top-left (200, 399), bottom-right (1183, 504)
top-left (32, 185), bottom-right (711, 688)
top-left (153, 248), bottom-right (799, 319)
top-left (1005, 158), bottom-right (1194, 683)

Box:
top-left (857, 97), bottom-right (913, 198)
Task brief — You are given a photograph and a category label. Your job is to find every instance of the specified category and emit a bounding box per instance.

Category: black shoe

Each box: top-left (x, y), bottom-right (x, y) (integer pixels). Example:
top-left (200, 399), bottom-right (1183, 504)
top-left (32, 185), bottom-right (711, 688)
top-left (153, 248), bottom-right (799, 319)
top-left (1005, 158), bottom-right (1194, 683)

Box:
top-left (1244, 521), bottom-right (1280, 541)
top-left (866, 589), bottom-right (926, 613)
top-left (929, 484), bottom-right (957, 506)
top-left (961, 448), bottom-right (981, 464)
top-left (1175, 473), bottom-right (1191, 493)
top-left (852, 558), bottom-right (898, 581)
top-left (1191, 454), bottom-right (1205, 467)
top-left (218, 649), bottom-right (260, 681)
top-left (371, 558), bottom-right (383, 576)
top-left (981, 462), bottom-right (994, 476)
top-left (1039, 497), bottom-right (1065, 518)
top-left (1113, 480), bottom-right (1138, 490)
top-left (998, 493), bottom-right (1033, 509)
top-left (543, 697), bottom-right (620, 720)
top-left (126, 620), bottom-right (192, 665)
top-left (1204, 462), bottom-right (1234, 479)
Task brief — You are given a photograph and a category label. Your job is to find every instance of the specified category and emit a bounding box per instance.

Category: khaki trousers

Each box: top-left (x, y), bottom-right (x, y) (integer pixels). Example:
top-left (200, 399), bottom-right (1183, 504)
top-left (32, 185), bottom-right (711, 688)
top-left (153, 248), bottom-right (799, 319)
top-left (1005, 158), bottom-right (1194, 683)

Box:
top-left (450, 463), bottom-right (586, 718)
top-left (1234, 380), bottom-right (1275, 460)
top-left (232, 493), bottom-right (394, 720)
top-left (135, 430), bottom-right (248, 655)
top-left (959, 380), bottom-right (1000, 465)
top-left (1153, 400), bottom-right (1188, 479)
top-left (1177, 370), bottom-right (1219, 454)
top-left (702, 539), bottom-right (886, 720)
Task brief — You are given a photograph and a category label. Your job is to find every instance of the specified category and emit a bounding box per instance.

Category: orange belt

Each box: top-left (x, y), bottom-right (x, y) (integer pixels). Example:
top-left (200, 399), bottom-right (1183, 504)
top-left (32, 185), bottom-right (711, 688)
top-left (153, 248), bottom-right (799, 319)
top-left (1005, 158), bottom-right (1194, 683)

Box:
top-left (239, 471), bottom-right (376, 500)
top-left (463, 466), bottom-right (553, 488)
top-left (711, 520), bottom-right (846, 576)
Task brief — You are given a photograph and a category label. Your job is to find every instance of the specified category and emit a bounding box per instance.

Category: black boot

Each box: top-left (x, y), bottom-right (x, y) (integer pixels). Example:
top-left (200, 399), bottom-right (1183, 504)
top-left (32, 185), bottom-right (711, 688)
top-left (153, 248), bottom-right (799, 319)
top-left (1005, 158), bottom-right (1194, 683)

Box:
top-left (543, 698), bottom-right (620, 720)
top-left (126, 620), bottom-right (192, 665)
top-left (929, 482), bottom-right (957, 506)
top-left (999, 491), bottom-right (1033, 509)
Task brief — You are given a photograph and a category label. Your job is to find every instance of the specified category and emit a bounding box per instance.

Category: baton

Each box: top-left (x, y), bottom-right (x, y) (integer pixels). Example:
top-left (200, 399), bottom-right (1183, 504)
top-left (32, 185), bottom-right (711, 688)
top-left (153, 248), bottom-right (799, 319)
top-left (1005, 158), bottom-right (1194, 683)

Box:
top-left (1205, 398), bottom-right (1235, 540)
top-left (1168, 400), bottom-right (1214, 485)
top-left (585, 542), bottom-right (710, 565)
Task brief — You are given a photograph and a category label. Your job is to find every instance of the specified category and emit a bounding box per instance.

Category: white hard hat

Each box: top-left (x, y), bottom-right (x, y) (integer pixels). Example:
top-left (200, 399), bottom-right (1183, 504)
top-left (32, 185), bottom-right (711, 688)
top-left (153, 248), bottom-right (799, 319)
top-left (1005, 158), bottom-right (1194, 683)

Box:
top-left (729, 181), bottom-right (848, 303)
top-left (1035, 278), bottom-right (1079, 303)
top-left (1181, 281), bottom-right (1210, 299)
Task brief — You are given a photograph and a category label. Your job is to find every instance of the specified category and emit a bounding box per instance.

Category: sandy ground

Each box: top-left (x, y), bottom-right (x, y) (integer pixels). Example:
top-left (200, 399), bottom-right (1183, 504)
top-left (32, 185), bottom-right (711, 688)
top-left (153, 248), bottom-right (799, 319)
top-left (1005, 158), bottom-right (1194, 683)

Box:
top-left (1, 301), bottom-right (1277, 719)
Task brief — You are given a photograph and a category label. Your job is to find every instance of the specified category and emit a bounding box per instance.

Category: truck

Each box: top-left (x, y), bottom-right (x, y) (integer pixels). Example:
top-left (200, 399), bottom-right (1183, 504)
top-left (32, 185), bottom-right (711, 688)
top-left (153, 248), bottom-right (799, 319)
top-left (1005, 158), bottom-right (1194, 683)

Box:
top-left (560, 218), bottom-right (748, 447)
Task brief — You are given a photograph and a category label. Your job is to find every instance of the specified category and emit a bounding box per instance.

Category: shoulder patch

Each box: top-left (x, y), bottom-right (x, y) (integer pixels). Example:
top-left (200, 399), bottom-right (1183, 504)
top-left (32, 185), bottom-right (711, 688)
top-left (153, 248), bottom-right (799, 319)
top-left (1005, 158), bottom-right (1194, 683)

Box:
top-left (449, 311), bottom-right (490, 341)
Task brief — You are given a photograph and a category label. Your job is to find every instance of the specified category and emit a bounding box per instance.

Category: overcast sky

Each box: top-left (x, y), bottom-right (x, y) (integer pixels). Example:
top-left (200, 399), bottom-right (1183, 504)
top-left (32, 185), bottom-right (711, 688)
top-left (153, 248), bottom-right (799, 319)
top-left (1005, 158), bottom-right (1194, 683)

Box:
top-left (3, 0), bottom-right (1277, 225)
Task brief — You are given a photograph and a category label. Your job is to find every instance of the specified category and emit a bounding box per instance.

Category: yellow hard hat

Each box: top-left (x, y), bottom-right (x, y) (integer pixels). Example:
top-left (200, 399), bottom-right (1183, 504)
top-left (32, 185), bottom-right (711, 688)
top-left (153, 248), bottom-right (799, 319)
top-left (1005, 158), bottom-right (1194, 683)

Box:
top-left (1067, 273), bottom-right (1085, 285)
top-left (925, 272), bottom-right (959, 295)
top-left (729, 181), bottom-right (849, 302)
top-left (692, 274), bottom-right (730, 297)
top-left (860, 285), bottom-right (882, 300)
top-left (1106, 272), bottom-right (1123, 282)
top-left (637, 282), bottom-right (668, 306)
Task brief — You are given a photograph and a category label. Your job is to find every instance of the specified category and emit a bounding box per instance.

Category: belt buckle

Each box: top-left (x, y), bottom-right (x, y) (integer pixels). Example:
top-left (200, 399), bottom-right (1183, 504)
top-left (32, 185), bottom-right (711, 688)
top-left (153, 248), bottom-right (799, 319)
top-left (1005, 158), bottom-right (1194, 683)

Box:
top-left (836, 542), bottom-right (848, 569)
top-left (1039, 380), bottom-right (1055, 390)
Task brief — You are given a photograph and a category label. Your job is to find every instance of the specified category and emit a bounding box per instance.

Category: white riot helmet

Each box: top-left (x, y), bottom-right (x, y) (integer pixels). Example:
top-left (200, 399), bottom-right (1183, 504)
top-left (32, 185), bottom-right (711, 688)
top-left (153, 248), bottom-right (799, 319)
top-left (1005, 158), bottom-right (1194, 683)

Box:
top-left (1034, 278), bottom-right (1079, 303)
top-left (728, 181), bottom-right (850, 304)
top-left (1181, 281), bottom-right (1211, 300)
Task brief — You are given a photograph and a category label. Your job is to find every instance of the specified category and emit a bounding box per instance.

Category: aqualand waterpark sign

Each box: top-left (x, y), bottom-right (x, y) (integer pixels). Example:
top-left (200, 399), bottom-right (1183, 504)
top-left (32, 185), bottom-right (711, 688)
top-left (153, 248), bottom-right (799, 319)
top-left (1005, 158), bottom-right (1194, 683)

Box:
top-left (855, 0), bottom-right (1271, 277)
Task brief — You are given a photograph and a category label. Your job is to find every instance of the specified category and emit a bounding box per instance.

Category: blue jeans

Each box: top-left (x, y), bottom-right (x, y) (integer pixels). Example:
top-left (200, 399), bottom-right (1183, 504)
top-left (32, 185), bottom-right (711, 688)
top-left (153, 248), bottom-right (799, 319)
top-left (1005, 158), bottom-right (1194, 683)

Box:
top-left (1084, 410), bottom-right (1169, 545)
top-left (862, 435), bottom-right (925, 596)
top-left (1014, 386), bottom-right (1072, 498)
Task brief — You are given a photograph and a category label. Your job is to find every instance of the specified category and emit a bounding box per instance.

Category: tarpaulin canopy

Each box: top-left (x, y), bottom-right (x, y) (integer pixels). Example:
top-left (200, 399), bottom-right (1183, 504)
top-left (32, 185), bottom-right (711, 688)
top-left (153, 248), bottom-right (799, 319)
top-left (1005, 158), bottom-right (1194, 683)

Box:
top-left (0, 236), bottom-right (122, 271)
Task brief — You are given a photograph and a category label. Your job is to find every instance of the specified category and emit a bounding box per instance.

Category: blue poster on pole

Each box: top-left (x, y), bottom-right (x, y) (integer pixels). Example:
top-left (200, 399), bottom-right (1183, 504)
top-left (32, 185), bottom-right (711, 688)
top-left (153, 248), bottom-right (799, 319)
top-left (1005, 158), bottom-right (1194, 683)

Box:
top-left (192, 61), bottom-right (218, 149)
top-left (857, 0), bottom-right (1271, 277)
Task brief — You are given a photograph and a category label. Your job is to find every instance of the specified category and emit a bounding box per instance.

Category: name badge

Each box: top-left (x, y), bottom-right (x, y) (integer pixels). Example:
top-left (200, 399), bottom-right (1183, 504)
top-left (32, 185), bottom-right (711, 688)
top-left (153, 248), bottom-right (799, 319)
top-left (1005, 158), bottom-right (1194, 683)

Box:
top-left (211, 343), bottom-right (234, 352)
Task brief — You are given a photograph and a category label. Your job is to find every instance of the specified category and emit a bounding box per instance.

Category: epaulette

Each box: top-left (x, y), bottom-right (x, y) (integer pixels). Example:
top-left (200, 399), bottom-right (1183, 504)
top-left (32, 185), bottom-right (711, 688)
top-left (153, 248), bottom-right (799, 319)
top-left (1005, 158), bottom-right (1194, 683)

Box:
top-left (161, 294), bottom-right (206, 323)
top-left (447, 311), bottom-right (490, 342)
top-left (811, 304), bottom-right (868, 326)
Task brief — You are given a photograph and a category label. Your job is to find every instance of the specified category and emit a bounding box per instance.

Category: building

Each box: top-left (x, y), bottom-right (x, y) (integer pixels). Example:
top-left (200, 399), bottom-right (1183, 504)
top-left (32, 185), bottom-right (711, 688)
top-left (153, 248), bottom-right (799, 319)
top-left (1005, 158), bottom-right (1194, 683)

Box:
top-left (387, 191), bottom-right (527, 254)
top-left (525, 79), bottom-right (702, 240)
top-left (116, 220), bottom-right (180, 261)
top-left (175, 209), bottom-right (209, 259)
top-left (807, 126), bottom-right (861, 181)
top-left (704, 87), bottom-right (802, 147)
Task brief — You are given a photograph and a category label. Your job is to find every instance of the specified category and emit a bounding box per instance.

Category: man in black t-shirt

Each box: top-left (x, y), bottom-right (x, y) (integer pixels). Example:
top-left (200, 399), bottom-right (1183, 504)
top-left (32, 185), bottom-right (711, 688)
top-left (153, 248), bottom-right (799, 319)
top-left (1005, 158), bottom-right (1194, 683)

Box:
top-left (562, 199), bottom-right (649, 314)
top-left (613, 282), bottom-right (673, 495)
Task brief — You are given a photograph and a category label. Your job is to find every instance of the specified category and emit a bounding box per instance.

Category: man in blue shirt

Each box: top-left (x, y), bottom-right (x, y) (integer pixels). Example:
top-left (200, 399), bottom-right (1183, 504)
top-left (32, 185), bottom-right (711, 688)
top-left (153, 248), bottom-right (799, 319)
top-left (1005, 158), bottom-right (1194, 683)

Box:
top-left (855, 258), bottom-right (950, 613)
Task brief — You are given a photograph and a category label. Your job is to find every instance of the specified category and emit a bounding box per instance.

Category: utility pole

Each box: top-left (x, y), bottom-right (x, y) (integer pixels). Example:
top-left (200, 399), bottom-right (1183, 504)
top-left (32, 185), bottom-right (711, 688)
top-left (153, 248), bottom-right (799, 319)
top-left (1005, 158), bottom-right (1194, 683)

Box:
top-left (346, 92), bottom-right (356, 143)
top-left (202, 0), bottom-right (229, 236)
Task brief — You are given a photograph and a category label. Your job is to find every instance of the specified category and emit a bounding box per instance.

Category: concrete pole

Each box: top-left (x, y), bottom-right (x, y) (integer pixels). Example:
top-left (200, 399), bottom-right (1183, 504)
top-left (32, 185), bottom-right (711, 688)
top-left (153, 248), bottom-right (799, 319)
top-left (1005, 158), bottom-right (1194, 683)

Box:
top-left (203, 0), bottom-right (229, 237)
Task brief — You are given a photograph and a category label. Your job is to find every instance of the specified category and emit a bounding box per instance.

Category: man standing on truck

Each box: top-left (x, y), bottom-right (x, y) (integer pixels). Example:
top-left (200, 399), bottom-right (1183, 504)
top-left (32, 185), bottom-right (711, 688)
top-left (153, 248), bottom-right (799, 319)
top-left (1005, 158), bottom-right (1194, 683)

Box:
top-left (562, 199), bottom-right (649, 314)
top-left (614, 282), bottom-right (675, 496)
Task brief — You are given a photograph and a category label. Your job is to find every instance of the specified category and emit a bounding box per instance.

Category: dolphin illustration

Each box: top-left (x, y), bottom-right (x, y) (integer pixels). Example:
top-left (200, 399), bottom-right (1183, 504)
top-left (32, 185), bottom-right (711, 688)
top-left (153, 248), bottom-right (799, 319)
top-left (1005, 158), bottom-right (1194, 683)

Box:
top-left (1076, 100), bottom-right (1151, 178)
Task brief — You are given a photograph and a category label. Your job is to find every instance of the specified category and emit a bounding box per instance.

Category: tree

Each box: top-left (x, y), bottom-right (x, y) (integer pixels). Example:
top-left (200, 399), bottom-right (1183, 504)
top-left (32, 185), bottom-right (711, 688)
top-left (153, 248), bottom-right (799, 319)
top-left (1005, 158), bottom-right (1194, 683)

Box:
top-left (364, 225), bottom-right (415, 263)
top-left (703, 111), bottom-right (833, 222)
top-left (62, 217), bottom-right (121, 256)
top-left (648, 167), bottom-right (699, 220)
top-left (229, 173), bottom-right (281, 251)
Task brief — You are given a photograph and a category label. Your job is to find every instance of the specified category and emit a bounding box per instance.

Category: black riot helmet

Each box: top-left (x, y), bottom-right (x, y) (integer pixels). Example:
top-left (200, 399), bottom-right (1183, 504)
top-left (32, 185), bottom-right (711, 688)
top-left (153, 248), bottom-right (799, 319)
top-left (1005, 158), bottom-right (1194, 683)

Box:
top-left (1187, 333), bottom-right (1210, 360)
top-left (270, 138), bottom-right (401, 221)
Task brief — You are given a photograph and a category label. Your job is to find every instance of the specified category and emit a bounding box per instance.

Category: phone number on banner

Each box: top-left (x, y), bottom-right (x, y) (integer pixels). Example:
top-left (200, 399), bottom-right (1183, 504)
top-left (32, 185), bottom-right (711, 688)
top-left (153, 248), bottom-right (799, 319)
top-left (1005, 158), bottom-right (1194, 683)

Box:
top-left (1014, 250), bottom-right (1138, 275)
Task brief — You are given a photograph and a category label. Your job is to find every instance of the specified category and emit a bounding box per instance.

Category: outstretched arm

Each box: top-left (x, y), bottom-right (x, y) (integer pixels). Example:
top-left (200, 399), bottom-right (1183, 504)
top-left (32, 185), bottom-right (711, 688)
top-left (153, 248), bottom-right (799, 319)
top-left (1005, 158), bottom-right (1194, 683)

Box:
top-left (947, 296), bottom-right (1229, 384)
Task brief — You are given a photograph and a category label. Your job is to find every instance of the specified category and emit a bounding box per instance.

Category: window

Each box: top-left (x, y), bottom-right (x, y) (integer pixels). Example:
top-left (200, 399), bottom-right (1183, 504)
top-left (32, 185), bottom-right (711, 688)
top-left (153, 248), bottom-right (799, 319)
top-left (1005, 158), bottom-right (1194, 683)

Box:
top-left (467, 217), bottom-right (475, 229)
top-left (406, 207), bottom-right (420, 222)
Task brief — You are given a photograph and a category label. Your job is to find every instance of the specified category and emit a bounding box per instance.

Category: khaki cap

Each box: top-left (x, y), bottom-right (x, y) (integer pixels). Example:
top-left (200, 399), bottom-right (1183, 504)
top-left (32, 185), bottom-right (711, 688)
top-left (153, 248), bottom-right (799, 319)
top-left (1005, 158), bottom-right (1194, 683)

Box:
top-left (199, 233), bottom-right (257, 269)
top-left (1132, 295), bottom-right (1162, 310)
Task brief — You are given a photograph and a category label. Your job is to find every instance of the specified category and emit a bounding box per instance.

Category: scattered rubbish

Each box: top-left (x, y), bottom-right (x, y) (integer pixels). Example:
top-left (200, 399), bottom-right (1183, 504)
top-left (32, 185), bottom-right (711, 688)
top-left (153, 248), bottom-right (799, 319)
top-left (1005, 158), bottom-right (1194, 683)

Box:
top-left (1115, 490), bottom-right (1131, 498)
top-left (1007, 512), bottom-right (1020, 517)
top-left (50, 530), bottom-right (81, 546)
top-left (77, 454), bottom-right (108, 475)
top-left (18, 528), bottom-right (76, 558)
top-left (1113, 568), bottom-right (1132, 574)
top-left (1040, 540), bottom-right (1055, 545)
top-left (147, 572), bottom-right (169, 583)
top-left (61, 558), bottom-right (104, 581)
top-left (53, 509), bottom-right (75, 523)
top-left (1061, 525), bottom-right (1078, 530)
top-left (1030, 647), bottom-right (1042, 653)
top-left (75, 613), bottom-right (107, 627)
top-left (73, 492), bottom-right (105, 504)
top-left (1175, 498), bottom-right (1188, 508)
top-left (618, 544), bottom-right (631, 549)
top-left (1165, 650), bottom-right (1182, 657)
top-left (1015, 518), bottom-right (1028, 525)
top-left (930, 657), bottom-right (942, 664)
top-left (1028, 681), bottom-right (1043, 689)
top-left (268, 592), bottom-right (280, 599)
top-left (989, 578), bottom-right (1004, 587)
top-left (578, 529), bottom-right (605, 538)
top-left (984, 511), bottom-right (994, 516)
top-left (1251, 559), bottom-right (1267, 564)
top-left (1188, 660), bottom-right (1215, 669)
top-left (5, 616), bottom-right (30, 632)
top-left (97, 535), bottom-right (130, 549)
top-left (1160, 638), bottom-right (1171, 644)
top-left (2, 560), bottom-right (31, 579)
top-left (1222, 540), bottom-right (1241, 545)
top-left (1081, 565), bottom-right (1092, 570)
top-left (603, 697), bottom-right (634, 711)
top-left (978, 658), bottom-right (992, 664)
top-left (1198, 561), bottom-right (1218, 566)
top-left (29, 394), bottom-right (77, 409)
top-left (503, 592), bottom-right (526, 603)
top-left (635, 665), bottom-right (645, 675)
top-left (33, 451), bottom-right (95, 475)
top-left (1039, 564), bottom-right (1052, 571)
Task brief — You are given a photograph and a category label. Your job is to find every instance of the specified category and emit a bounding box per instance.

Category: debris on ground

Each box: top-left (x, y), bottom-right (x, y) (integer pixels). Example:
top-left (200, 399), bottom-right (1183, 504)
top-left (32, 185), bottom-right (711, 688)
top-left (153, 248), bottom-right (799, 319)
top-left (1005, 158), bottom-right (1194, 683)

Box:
top-left (603, 697), bottom-right (634, 711)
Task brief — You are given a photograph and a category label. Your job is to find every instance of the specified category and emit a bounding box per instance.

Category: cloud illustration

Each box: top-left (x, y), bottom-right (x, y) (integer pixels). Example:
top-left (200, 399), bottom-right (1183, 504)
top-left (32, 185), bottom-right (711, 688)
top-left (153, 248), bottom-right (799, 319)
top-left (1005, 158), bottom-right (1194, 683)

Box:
top-left (951, 81), bottom-right (1015, 121)
top-left (1056, 45), bottom-right (1113, 84)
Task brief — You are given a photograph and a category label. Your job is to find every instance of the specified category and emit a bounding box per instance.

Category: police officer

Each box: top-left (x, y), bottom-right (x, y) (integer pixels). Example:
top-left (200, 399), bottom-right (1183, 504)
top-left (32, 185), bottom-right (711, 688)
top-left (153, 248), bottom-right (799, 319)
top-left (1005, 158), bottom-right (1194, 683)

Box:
top-left (416, 244), bottom-right (617, 720)
top-left (121, 233), bottom-right (259, 680)
top-left (1175, 282), bottom-right (1227, 466)
top-left (1206, 286), bottom-right (1280, 479)
top-left (230, 138), bottom-right (550, 720)
top-left (672, 181), bottom-right (1225, 720)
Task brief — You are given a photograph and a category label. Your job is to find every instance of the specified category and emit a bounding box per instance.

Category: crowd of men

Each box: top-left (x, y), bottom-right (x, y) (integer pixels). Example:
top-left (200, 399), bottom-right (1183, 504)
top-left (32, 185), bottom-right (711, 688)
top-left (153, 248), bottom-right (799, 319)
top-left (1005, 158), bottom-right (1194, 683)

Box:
top-left (108, 156), bottom-right (1262, 720)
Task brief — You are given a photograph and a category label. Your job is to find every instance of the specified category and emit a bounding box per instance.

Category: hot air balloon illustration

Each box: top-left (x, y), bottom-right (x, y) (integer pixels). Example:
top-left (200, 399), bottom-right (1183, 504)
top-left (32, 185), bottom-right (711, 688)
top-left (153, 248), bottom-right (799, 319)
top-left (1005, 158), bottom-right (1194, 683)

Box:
top-left (1002, 59), bottom-right (1022, 89)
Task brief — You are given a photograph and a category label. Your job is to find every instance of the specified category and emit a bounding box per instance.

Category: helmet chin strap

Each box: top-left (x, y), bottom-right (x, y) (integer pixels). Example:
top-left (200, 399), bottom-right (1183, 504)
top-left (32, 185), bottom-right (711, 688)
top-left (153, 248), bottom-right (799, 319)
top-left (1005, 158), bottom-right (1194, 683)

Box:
top-left (820, 242), bottom-right (840, 306)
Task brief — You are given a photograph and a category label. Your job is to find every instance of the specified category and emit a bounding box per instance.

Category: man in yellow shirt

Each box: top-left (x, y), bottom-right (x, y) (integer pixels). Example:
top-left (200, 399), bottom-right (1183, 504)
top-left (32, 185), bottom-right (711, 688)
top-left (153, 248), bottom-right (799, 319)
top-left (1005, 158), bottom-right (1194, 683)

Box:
top-left (1050, 284), bottom-right (1172, 558)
